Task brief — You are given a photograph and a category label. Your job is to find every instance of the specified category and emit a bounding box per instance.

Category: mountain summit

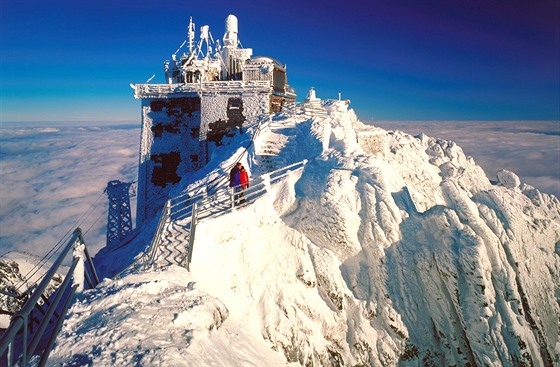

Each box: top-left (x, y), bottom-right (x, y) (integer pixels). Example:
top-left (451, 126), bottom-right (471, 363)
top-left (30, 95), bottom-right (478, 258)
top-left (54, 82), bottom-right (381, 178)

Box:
top-left (49, 100), bottom-right (559, 366)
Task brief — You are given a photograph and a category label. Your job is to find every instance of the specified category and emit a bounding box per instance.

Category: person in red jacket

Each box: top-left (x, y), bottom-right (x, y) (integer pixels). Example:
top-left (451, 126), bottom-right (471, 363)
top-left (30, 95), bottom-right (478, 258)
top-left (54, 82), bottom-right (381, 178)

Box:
top-left (237, 165), bottom-right (249, 205)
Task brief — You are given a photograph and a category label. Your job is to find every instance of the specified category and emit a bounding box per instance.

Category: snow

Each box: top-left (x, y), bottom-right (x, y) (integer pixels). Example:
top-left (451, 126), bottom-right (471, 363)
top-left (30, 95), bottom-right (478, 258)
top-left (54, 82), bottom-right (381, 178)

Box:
top-left (497, 169), bottom-right (521, 189)
top-left (47, 266), bottom-right (291, 366)
top-left (44, 100), bottom-right (560, 366)
top-left (0, 252), bottom-right (65, 328)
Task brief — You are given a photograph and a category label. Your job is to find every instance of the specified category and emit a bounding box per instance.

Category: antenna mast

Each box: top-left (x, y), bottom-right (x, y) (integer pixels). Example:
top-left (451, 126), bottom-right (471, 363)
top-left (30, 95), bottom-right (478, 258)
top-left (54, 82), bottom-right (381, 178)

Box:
top-left (188, 16), bottom-right (195, 54)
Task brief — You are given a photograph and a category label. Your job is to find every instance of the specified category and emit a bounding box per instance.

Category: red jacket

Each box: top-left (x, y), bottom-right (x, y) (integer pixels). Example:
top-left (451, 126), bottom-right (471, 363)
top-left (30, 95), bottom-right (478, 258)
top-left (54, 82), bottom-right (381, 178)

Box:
top-left (239, 169), bottom-right (249, 188)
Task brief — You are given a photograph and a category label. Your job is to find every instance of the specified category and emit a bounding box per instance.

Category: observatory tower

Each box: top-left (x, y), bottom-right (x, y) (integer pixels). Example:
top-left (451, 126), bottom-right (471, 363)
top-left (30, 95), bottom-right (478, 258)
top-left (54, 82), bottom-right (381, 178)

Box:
top-left (132, 14), bottom-right (296, 224)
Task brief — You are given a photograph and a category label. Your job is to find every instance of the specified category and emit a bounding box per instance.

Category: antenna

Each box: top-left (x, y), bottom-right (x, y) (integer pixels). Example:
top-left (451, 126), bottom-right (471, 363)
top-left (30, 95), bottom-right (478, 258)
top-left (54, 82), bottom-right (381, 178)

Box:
top-left (146, 74), bottom-right (155, 83)
top-left (173, 39), bottom-right (187, 58)
top-left (188, 16), bottom-right (195, 53)
top-left (194, 24), bottom-right (216, 60)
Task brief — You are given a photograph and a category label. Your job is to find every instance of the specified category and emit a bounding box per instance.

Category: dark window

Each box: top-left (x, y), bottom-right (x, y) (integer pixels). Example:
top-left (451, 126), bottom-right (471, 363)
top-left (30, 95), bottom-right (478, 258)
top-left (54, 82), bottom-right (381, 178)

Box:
top-left (151, 124), bottom-right (164, 138)
top-left (150, 100), bottom-right (168, 112)
top-left (150, 152), bottom-right (181, 187)
top-left (190, 127), bottom-right (200, 139)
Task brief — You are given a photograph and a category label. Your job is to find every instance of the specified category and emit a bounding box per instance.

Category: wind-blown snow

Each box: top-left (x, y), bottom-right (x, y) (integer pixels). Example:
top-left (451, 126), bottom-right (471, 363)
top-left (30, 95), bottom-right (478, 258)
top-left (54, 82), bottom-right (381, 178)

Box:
top-left (47, 267), bottom-right (290, 366)
top-left (43, 103), bottom-right (560, 366)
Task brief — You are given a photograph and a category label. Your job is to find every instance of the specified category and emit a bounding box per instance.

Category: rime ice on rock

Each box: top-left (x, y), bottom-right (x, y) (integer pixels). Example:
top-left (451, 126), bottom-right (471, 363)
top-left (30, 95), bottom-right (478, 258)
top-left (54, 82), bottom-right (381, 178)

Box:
top-left (50, 97), bottom-right (560, 367)
top-left (132, 15), bottom-right (296, 224)
top-left (496, 169), bottom-right (521, 189)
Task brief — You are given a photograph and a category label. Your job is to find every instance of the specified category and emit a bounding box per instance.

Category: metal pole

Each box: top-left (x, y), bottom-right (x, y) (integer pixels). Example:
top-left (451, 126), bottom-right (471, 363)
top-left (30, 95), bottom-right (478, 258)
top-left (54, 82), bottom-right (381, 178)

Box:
top-left (16, 229), bottom-right (80, 318)
top-left (186, 202), bottom-right (198, 270)
top-left (0, 317), bottom-right (23, 365)
top-left (27, 259), bottom-right (79, 358)
top-left (83, 241), bottom-right (100, 286)
top-left (37, 285), bottom-right (78, 367)
top-left (2, 229), bottom-right (80, 365)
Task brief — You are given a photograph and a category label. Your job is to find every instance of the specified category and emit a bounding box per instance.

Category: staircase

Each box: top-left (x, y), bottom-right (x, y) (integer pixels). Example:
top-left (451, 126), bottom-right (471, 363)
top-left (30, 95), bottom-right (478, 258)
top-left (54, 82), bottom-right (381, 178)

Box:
top-left (144, 160), bottom-right (307, 271)
top-left (1, 229), bottom-right (99, 367)
top-left (254, 117), bottom-right (299, 173)
top-left (152, 221), bottom-right (192, 269)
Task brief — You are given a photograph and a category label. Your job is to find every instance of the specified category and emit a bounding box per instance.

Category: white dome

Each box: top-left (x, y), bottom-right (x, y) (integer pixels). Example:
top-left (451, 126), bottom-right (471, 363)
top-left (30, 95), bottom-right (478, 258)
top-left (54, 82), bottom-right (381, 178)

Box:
top-left (225, 14), bottom-right (238, 34)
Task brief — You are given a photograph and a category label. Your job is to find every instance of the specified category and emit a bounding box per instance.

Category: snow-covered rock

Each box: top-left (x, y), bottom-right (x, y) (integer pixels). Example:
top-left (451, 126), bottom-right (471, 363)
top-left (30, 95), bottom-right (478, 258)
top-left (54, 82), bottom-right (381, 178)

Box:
top-left (497, 169), bottom-right (521, 189)
top-left (0, 252), bottom-right (64, 329)
top-left (48, 101), bottom-right (560, 366)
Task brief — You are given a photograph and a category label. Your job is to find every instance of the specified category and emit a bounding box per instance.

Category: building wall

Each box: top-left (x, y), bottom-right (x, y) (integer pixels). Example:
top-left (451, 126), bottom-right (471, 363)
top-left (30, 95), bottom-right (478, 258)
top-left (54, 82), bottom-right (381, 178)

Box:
top-left (200, 92), bottom-right (269, 136)
top-left (137, 91), bottom-right (270, 224)
top-left (201, 92), bottom-right (269, 156)
top-left (137, 96), bottom-right (203, 223)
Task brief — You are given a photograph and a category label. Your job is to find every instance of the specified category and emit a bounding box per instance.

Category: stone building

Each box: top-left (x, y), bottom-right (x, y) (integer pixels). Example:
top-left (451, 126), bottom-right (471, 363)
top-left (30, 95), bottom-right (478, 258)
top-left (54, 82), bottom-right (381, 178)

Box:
top-left (132, 14), bottom-right (296, 224)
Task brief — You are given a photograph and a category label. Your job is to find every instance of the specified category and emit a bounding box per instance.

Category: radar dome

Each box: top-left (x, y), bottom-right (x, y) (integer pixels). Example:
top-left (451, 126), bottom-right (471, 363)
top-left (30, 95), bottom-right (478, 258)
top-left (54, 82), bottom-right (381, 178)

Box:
top-left (225, 14), bottom-right (238, 34)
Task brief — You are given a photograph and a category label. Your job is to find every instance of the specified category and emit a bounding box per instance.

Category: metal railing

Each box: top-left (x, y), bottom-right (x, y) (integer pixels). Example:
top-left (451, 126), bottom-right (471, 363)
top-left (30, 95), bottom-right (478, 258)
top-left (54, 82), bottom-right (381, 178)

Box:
top-left (0, 228), bottom-right (99, 367)
top-left (142, 201), bottom-right (171, 270)
top-left (142, 110), bottom-right (305, 271)
top-left (133, 80), bottom-right (273, 99)
top-left (143, 160), bottom-right (307, 271)
top-left (187, 159), bottom-right (307, 222)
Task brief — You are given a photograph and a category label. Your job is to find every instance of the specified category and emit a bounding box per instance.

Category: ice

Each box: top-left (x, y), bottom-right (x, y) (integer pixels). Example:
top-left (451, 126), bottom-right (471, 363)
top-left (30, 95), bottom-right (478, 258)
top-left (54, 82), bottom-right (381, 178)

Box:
top-left (44, 100), bottom-right (560, 366)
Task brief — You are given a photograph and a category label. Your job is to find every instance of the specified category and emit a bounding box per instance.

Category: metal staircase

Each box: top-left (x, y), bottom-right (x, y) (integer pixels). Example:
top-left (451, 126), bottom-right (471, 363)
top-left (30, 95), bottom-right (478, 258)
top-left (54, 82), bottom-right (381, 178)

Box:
top-left (0, 229), bottom-right (99, 367)
top-left (143, 160), bottom-right (307, 271)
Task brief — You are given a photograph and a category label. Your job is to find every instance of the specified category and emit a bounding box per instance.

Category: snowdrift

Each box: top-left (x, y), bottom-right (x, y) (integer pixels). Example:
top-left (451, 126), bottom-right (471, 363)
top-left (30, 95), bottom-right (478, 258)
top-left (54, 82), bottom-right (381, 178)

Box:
top-left (49, 101), bottom-right (560, 366)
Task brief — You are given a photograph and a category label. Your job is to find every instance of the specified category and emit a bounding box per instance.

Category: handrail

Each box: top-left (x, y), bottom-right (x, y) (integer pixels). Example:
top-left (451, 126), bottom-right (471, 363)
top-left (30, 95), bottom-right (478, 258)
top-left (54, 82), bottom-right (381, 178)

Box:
top-left (0, 228), bottom-right (99, 367)
top-left (183, 202), bottom-right (198, 271)
top-left (133, 81), bottom-right (273, 99)
top-left (177, 160), bottom-right (307, 269)
top-left (143, 200), bottom-right (171, 270)
top-left (142, 113), bottom-right (303, 271)
top-left (143, 159), bottom-right (307, 270)
top-left (172, 113), bottom-right (270, 206)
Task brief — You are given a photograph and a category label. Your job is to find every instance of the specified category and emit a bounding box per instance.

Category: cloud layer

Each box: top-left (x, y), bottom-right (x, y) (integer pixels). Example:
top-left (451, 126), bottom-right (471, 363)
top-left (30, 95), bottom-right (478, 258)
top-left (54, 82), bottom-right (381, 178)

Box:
top-left (1, 120), bottom-right (558, 261)
top-left (371, 120), bottom-right (560, 197)
top-left (0, 123), bottom-right (139, 259)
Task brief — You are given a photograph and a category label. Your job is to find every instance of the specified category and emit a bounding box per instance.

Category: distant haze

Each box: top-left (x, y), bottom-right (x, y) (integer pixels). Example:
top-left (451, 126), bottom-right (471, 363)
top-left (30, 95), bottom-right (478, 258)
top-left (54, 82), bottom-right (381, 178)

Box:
top-left (0, 120), bottom-right (558, 260)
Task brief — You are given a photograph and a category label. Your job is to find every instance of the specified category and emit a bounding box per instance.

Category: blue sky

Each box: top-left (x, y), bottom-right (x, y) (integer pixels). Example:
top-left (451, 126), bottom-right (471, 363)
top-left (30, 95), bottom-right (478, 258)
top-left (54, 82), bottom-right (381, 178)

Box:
top-left (1, 0), bottom-right (559, 122)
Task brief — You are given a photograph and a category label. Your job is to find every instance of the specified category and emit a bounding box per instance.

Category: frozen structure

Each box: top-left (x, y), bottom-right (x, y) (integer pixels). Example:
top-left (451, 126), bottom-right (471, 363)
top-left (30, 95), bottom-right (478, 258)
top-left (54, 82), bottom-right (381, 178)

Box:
top-left (132, 14), bottom-right (296, 223)
top-left (104, 180), bottom-right (134, 248)
top-left (54, 102), bottom-right (560, 366)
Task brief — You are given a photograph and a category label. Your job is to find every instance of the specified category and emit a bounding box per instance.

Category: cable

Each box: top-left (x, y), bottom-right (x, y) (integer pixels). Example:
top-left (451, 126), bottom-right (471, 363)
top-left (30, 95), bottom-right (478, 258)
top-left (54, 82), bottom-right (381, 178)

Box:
top-left (84, 212), bottom-right (104, 236)
top-left (6, 191), bottom-right (105, 299)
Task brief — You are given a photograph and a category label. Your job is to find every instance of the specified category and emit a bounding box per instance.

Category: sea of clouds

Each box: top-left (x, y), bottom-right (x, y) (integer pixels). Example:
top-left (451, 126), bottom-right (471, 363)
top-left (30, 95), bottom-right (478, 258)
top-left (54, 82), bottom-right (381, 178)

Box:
top-left (0, 120), bottom-right (558, 260)
top-left (0, 123), bottom-right (140, 260)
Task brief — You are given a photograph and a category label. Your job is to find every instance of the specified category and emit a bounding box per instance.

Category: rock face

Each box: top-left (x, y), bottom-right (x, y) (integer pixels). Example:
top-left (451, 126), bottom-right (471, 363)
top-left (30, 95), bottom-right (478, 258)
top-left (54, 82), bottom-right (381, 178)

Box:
top-left (191, 103), bottom-right (560, 366)
top-left (50, 102), bottom-right (560, 366)
top-left (260, 104), bottom-right (560, 366)
top-left (0, 252), bottom-right (63, 329)
top-left (0, 258), bottom-right (27, 324)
